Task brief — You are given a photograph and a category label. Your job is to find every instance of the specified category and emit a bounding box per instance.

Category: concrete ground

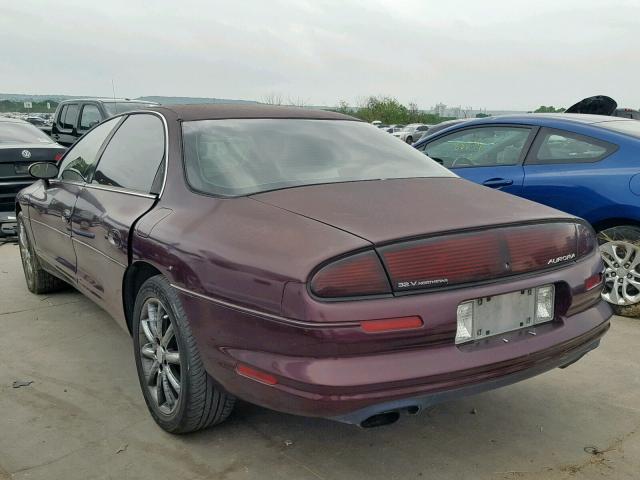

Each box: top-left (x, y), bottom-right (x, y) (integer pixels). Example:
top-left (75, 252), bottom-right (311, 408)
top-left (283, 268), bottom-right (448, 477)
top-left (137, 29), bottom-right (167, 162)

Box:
top-left (0, 242), bottom-right (639, 480)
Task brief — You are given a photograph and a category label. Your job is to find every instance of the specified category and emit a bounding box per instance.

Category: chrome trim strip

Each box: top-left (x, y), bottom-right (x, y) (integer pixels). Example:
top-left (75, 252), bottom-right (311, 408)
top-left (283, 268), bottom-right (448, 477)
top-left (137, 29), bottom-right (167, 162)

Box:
top-left (52, 109), bottom-right (169, 198)
top-left (0, 180), bottom-right (33, 186)
top-left (82, 183), bottom-right (157, 199)
top-left (72, 237), bottom-right (127, 268)
top-left (49, 179), bottom-right (84, 187)
top-left (170, 283), bottom-right (359, 329)
top-left (30, 218), bottom-right (69, 237)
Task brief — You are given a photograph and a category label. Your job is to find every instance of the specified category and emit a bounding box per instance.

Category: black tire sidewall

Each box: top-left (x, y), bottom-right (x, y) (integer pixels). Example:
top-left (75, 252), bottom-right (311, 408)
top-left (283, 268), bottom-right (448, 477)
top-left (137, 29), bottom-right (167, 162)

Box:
top-left (132, 276), bottom-right (191, 432)
top-left (17, 213), bottom-right (37, 292)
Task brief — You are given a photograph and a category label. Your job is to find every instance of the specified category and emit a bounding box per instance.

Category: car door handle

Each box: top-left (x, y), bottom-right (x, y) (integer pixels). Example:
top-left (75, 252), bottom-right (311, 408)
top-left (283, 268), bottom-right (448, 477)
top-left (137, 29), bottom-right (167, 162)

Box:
top-left (72, 228), bottom-right (95, 239)
top-left (482, 178), bottom-right (514, 188)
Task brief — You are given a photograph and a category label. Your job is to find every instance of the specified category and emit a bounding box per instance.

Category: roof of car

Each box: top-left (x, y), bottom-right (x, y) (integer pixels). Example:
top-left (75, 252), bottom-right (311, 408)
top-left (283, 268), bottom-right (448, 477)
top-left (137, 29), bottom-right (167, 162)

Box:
top-left (415, 113), bottom-right (640, 146)
top-left (480, 113), bottom-right (621, 124)
top-left (147, 104), bottom-right (360, 122)
top-left (59, 98), bottom-right (158, 104)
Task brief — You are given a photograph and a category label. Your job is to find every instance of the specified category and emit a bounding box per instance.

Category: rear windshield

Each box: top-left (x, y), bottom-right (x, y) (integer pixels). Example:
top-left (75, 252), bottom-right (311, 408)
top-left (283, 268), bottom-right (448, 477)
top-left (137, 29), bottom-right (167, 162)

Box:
top-left (182, 119), bottom-right (454, 196)
top-left (0, 122), bottom-right (54, 145)
top-left (103, 102), bottom-right (157, 115)
top-left (599, 120), bottom-right (640, 138)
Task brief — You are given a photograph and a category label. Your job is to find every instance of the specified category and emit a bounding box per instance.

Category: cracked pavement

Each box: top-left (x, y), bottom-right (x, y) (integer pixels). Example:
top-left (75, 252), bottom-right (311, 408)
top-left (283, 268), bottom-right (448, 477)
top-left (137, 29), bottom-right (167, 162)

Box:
top-left (0, 242), bottom-right (639, 479)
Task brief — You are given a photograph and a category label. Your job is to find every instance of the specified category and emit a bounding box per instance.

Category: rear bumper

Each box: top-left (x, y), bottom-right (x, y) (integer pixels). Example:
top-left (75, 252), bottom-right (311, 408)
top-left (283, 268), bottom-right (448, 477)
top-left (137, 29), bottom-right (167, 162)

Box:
top-left (180, 282), bottom-right (611, 421)
top-left (333, 325), bottom-right (605, 425)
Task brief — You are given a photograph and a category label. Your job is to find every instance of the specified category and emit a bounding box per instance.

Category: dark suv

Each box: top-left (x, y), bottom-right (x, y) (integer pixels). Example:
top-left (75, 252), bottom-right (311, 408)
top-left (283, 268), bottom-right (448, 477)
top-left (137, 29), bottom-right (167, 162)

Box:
top-left (51, 98), bottom-right (158, 146)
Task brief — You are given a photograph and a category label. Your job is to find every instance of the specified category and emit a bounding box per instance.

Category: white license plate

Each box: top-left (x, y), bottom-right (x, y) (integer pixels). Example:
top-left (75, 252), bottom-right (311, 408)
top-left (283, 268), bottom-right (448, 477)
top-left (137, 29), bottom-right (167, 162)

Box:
top-left (456, 285), bottom-right (555, 344)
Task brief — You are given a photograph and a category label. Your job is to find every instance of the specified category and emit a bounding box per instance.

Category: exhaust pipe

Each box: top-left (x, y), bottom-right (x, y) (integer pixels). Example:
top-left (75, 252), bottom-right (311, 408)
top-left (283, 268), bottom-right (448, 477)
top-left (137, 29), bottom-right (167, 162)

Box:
top-left (360, 411), bottom-right (400, 428)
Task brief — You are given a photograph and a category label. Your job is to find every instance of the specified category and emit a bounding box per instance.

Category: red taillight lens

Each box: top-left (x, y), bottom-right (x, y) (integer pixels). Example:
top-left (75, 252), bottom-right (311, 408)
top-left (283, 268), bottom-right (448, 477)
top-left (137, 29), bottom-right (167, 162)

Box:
top-left (310, 250), bottom-right (391, 298)
top-left (54, 152), bottom-right (64, 162)
top-left (380, 222), bottom-right (582, 292)
top-left (503, 223), bottom-right (576, 272)
top-left (382, 230), bottom-right (504, 289)
top-left (576, 223), bottom-right (597, 257)
top-left (361, 316), bottom-right (423, 333)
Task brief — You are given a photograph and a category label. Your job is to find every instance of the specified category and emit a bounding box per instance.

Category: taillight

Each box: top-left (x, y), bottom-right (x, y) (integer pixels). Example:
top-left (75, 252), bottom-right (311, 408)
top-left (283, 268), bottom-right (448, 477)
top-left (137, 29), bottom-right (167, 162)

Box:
top-left (310, 250), bottom-right (391, 298)
top-left (54, 152), bottom-right (64, 162)
top-left (576, 223), bottom-right (597, 257)
top-left (503, 223), bottom-right (576, 272)
top-left (380, 222), bottom-right (587, 292)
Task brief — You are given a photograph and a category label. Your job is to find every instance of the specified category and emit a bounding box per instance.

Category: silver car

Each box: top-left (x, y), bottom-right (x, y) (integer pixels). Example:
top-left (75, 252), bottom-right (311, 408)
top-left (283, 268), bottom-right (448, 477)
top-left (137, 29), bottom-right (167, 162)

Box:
top-left (392, 123), bottom-right (431, 144)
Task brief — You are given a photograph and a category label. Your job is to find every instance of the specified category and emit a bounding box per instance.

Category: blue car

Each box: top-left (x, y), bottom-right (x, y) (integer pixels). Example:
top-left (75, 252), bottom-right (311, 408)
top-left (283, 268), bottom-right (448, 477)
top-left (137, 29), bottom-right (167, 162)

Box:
top-left (413, 113), bottom-right (640, 315)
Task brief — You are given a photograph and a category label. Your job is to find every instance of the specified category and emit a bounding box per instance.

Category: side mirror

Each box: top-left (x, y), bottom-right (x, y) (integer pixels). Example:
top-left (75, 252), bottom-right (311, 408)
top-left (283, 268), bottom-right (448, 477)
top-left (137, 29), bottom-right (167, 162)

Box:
top-left (29, 162), bottom-right (59, 180)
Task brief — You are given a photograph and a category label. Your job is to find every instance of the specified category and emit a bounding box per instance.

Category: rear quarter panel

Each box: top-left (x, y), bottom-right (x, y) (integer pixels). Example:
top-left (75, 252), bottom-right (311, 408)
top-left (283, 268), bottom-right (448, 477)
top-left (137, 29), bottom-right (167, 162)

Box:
top-left (131, 195), bottom-right (369, 316)
top-left (520, 127), bottom-right (640, 228)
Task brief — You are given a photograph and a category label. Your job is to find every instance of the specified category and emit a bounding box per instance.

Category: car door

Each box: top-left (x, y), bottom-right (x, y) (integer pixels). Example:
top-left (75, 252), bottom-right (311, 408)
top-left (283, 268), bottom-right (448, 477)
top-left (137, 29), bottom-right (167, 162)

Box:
top-left (418, 125), bottom-right (536, 195)
top-left (28, 117), bottom-right (122, 283)
top-left (521, 127), bottom-right (618, 219)
top-left (71, 113), bottom-right (166, 328)
top-left (51, 103), bottom-right (80, 146)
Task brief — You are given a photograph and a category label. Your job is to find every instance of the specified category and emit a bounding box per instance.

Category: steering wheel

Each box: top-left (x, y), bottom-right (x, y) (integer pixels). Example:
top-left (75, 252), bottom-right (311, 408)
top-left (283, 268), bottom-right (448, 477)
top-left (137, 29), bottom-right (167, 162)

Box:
top-left (451, 157), bottom-right (476, 168)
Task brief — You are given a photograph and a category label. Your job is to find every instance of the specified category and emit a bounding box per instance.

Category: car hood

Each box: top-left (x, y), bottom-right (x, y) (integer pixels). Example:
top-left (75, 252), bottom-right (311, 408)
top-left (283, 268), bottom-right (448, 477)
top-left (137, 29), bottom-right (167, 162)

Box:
top-left (566, 95), bottom-right (617, 116)
top-left (250, 178), bottom-right (573, 245)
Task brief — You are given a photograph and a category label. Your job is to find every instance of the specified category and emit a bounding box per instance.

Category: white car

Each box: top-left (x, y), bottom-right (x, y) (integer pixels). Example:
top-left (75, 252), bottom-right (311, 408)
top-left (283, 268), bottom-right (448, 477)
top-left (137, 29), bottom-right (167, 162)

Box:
top-left (392, 123), bottom-right (431, 144)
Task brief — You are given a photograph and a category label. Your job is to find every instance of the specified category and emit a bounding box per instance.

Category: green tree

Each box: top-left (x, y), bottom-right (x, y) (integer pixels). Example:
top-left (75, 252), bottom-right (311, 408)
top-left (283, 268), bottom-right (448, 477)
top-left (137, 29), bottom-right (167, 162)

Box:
top-left (329, 95), bottom-right (454, 125)
top-left (334, 100), bottom-right (351, 115)
top-left (534, 106), bottom-right (566, 113)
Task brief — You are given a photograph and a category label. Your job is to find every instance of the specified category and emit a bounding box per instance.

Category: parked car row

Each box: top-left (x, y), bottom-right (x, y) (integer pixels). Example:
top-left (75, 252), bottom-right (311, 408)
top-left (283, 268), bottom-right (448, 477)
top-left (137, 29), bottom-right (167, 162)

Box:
top-left (15, 103), bottom-right (611, 434)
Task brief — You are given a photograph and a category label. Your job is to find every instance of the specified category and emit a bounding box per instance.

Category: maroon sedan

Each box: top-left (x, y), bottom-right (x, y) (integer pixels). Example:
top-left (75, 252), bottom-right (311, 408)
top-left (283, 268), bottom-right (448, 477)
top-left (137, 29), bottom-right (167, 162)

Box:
top-left (16, 105), bottom-right (611, 433)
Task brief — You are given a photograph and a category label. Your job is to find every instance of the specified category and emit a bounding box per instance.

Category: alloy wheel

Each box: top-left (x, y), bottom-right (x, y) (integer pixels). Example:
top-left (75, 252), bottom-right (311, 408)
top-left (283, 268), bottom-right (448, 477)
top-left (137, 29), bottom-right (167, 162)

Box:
top-left (600, 241), bottom-right (640, 306)
top-left (138, 298), bottom-right (182, 415)
top-left (18, 221), bottom-right (34, 285)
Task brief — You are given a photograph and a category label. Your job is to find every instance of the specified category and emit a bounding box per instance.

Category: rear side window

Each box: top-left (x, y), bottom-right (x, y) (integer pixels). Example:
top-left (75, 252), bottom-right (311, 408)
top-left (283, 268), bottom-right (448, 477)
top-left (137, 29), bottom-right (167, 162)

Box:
top-left (56, 105), bottom-right (68, 127)
top-left (61, 104), bottom-right (79, 130)
top-left (92, 114), bottom-right (165, 193)
top-left (422, 126), bottom-right (531, 168)
top-left (79, 105), bottom-right (101, 130)
top-left (58, 117), bottom-right (120, 182)
top-left (528, 128), bottom-right (616, 165)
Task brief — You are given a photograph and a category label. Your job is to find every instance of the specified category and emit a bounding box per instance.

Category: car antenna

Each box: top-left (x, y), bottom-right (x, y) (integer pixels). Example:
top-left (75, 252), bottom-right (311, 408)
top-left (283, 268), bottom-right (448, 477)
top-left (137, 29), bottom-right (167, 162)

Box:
top-left (111, 78), bottom-right (117, 110)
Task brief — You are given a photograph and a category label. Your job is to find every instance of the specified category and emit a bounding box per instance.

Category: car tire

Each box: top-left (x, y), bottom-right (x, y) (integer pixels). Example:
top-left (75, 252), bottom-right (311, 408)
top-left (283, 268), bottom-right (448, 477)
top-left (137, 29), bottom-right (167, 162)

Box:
top-left (17, 212), bottom-right (65, 294)
top-left (132, 275), bottom-right (236, 433)
top-left (597, 225), bottom-right (640, 318)
top-left (406, 136), bottom-right (413, 144)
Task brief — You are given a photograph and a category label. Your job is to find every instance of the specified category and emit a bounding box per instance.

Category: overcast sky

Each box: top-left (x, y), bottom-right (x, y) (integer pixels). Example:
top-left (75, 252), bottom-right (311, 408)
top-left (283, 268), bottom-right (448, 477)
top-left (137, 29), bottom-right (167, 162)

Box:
top-left (1, 0), bottom-right (638, 110)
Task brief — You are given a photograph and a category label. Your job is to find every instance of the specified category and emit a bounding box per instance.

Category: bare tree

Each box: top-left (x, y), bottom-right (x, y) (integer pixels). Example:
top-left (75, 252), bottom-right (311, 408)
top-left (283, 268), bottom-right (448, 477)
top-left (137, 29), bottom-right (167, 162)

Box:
top-left (287, 96), bottom-right (308, 108)
top-left (408, 101), bottom-right (419, 122)
top-left (262, 92), bottom-right (283, 105)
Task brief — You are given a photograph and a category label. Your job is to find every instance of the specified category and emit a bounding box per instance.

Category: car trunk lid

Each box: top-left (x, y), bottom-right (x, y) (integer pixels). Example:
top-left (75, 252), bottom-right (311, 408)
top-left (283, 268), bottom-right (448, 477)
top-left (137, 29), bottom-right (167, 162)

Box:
top-left (251, 177), bottom-right (573, 246)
